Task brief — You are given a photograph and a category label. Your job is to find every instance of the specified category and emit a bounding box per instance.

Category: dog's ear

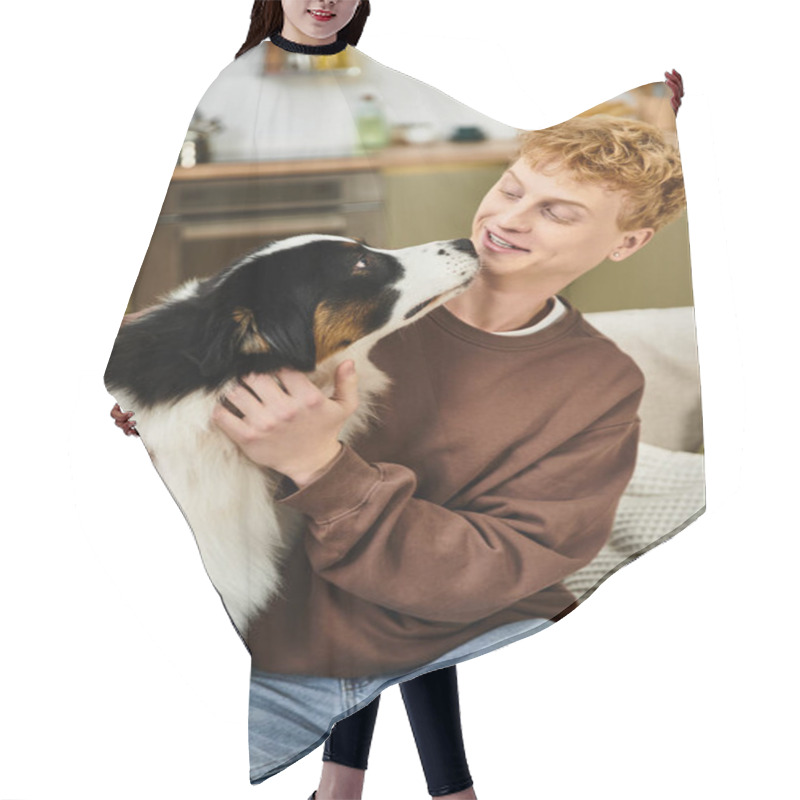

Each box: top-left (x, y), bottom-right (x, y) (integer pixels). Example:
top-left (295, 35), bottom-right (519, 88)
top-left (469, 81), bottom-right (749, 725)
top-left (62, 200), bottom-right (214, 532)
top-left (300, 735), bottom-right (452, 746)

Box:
top-left (196, 310), bottom-right (238, 377)
top-left (256, 303), bottom-right (318, 372)
top-left (203, 252), bottom-right (322, 373)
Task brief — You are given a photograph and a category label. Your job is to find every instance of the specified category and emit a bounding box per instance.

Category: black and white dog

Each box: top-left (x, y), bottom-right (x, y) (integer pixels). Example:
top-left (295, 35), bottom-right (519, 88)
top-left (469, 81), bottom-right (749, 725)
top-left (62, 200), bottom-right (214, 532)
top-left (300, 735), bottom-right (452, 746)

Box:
top-left (105, 234), bottom-right (479, 634)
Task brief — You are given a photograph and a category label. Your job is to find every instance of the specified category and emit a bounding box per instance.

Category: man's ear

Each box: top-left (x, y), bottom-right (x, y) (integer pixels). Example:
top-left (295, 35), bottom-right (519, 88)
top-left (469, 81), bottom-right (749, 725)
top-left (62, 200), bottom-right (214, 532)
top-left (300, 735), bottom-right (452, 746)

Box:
top-left (608, 228), bottom-right (655, 262)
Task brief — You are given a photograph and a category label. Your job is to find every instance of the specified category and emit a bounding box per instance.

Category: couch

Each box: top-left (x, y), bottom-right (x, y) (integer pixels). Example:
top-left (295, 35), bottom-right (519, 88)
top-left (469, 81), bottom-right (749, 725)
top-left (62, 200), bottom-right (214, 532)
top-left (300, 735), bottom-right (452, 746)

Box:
top-left (563, 306), bottom-right (706, 600)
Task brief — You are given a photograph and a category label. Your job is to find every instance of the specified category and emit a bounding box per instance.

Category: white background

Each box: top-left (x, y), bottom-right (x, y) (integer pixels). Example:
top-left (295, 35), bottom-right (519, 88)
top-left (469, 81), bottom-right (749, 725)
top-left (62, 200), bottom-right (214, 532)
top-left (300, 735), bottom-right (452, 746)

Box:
top-left (1, 1), bottom-right (797, 798)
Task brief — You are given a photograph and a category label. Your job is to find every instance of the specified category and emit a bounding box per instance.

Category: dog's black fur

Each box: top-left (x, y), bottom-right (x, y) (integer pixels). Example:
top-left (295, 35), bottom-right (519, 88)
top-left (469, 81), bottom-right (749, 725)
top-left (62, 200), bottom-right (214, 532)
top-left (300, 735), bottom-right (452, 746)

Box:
top-left (104, 238), bottom-right (413, 408)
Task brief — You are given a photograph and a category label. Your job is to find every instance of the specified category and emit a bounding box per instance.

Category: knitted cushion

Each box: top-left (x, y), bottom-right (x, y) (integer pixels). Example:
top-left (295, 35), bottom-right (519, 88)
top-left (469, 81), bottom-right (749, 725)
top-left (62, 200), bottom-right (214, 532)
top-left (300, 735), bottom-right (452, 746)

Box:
top-left (565, 442), bottom-right (705, 599)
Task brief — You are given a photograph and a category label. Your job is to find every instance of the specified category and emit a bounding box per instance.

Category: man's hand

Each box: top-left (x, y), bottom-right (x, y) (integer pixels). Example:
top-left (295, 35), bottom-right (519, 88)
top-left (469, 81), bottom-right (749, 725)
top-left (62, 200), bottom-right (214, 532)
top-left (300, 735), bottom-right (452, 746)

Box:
top-left (109, 305), bottom-right (159, 437)
top-left (211, 361), bottom-right (360, 488)
top-left (665, 69), bottom-right (684, 115)
top-left (111, 403), bottom-right (138, 436)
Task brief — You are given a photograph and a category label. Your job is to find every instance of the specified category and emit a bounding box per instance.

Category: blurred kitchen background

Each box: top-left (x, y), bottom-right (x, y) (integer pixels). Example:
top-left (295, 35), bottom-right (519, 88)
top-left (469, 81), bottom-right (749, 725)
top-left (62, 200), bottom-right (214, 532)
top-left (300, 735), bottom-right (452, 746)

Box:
top-left (129, 43), bottom-right (689, 314)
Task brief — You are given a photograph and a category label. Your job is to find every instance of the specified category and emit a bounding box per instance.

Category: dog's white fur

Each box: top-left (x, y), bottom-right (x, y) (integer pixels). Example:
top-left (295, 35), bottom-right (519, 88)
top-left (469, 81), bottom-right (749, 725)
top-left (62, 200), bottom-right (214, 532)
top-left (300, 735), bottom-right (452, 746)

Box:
top-left (115, 236), bottom-right (477, 635)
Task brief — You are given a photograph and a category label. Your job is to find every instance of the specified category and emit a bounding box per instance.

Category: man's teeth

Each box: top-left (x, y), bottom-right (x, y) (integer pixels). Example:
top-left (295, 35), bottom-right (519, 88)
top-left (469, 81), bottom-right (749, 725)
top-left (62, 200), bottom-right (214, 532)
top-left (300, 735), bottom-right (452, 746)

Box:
top-left (488, 232), bottom-right (519, 250)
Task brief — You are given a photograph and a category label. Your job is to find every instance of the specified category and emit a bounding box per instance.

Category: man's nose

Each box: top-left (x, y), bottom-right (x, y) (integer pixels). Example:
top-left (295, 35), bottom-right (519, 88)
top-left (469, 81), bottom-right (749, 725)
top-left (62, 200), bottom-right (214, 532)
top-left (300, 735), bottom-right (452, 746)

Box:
top-left (496, 208), bottom-right (532, 232)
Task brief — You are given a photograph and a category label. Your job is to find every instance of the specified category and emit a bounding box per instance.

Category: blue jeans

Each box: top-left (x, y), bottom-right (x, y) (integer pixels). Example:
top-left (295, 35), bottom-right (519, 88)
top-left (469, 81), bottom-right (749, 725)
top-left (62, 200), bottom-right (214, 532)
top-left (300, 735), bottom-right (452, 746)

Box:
top-left (248, 616), bottom-right (552, 784)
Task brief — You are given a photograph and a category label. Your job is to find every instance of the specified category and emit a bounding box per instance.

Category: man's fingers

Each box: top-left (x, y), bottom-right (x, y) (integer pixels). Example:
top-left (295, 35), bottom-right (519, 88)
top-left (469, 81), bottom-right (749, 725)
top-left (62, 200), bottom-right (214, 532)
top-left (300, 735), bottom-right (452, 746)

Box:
top-left (111, 403), bottom-right (139, 437)
top-left (224, 375), bottom-right (277, 418)
top-left (236, 376), bottom-right (264, 402)
top-left (664, 69), bottom-right (684, 116)
top-left (218, 372), bottom-right (296, 427)
top-left (212, 398), bottom-right (252, 439)
top-left (665, 70), bottom-right (683, 88)
top-left (111, 403), bottom-right (138, 437)
top-left (219, 394), bottom-right (245, 419)
top-left (331, 360), bottom-right (359, 414)
top-left (274, 368), bottom-right (324, 406)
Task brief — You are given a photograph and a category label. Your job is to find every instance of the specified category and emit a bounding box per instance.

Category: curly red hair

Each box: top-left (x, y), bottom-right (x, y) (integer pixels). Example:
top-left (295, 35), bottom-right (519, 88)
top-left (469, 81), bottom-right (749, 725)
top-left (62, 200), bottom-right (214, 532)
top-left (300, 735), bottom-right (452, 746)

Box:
top-left (519, 116), bottom-right (685, 232)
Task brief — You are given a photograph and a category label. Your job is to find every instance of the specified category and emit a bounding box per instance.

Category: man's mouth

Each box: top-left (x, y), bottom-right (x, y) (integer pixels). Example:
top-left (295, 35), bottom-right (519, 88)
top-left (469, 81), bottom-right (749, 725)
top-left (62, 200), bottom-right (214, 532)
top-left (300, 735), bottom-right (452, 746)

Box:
top-left (485, 230), bottom-right (528, 252)
top-left (308, 9), bottom-right (335, 21)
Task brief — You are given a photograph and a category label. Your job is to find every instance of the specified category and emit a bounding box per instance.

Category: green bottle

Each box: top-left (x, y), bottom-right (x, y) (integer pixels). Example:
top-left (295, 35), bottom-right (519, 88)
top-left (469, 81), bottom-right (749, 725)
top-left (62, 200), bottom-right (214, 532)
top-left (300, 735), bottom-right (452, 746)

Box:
top-left (355, 93), bottom-right (390, 151)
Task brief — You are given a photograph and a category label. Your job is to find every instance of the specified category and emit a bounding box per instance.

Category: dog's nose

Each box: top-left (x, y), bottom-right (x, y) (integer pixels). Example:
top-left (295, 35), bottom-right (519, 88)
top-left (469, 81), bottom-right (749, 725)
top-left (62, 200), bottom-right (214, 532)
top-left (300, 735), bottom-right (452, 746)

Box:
top-left (451, 238), bottom-right (477, 256)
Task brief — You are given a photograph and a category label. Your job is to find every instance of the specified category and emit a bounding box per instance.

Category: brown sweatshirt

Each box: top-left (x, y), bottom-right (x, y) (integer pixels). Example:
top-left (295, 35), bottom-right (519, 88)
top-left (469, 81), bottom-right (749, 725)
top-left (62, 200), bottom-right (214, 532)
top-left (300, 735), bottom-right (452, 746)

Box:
top-left (245, 298), bottom-right (644, 677)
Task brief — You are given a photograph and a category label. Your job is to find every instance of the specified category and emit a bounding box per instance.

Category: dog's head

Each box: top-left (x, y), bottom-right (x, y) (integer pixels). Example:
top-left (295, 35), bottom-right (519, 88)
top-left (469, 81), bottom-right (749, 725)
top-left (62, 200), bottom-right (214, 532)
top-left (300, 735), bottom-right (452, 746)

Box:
top-left (196, 234), bottom-right (479, 377)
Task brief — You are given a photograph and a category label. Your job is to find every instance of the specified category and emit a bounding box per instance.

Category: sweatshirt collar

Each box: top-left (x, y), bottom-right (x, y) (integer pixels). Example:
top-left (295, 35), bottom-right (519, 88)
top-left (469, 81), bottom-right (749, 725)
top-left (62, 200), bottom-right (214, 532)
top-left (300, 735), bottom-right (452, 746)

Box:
top-left (427, 295), bottom-right (581, 350)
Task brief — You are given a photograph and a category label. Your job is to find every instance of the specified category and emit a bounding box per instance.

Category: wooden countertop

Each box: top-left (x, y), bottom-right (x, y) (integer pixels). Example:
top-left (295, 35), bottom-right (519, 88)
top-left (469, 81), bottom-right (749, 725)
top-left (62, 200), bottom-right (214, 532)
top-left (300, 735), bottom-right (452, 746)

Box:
top-left (173, 139), bottom-right (520, 180)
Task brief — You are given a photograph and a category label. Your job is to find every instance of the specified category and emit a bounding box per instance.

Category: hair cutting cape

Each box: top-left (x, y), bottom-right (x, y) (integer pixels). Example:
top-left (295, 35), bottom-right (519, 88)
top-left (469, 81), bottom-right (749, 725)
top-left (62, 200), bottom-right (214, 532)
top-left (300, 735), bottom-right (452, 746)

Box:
top-left (104, 37), bottom-right (704, 785)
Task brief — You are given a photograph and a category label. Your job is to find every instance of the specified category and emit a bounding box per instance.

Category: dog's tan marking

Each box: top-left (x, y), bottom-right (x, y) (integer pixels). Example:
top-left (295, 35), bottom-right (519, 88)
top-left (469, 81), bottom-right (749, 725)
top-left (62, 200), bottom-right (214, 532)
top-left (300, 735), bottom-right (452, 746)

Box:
top-left (233, 306), bottom-right (271, 354)
top-left (314, 300), bottom-right (377, 363)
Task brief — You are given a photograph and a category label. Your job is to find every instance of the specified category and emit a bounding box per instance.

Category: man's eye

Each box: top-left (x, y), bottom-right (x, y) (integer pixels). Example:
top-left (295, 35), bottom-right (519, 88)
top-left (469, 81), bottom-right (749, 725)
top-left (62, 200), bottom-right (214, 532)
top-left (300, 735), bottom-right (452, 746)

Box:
top-left (501, 190), bottom-right (521, 199)
top-left (543, 207), bottom-right (569, 223)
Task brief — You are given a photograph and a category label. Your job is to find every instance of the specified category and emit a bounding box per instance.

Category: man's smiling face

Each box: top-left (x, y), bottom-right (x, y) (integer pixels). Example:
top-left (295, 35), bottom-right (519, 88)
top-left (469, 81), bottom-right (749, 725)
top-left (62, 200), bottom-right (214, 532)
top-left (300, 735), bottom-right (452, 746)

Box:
top-left (471, 158), bottom-right (642, 288)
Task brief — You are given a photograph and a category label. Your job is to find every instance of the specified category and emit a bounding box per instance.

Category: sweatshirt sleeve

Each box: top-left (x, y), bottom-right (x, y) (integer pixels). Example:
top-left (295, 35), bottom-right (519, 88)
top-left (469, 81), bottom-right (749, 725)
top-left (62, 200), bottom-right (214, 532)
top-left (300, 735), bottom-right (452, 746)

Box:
top-left (276, 390), bottom-right (642, 624)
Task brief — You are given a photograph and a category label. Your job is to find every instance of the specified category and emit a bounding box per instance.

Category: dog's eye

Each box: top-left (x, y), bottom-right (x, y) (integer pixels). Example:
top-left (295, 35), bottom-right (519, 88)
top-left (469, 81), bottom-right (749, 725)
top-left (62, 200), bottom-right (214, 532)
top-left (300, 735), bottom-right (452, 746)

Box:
top-left (352, 259), bottom-right (369, 274)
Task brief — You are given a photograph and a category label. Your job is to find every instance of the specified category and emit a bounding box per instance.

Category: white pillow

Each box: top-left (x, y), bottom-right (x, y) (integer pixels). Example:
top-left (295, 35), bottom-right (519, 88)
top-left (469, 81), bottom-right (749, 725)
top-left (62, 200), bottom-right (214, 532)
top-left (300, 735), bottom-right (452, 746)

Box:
top-left (583, 307), bottom-right (703, 453)
top-left (564, 442), bottom-right (706, 600)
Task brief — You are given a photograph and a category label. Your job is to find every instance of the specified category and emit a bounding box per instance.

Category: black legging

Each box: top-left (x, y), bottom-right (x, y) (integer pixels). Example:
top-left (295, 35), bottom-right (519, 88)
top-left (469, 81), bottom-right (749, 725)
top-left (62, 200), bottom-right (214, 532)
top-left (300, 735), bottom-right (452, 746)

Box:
top-left (323, 665), bottom-right (473, 797)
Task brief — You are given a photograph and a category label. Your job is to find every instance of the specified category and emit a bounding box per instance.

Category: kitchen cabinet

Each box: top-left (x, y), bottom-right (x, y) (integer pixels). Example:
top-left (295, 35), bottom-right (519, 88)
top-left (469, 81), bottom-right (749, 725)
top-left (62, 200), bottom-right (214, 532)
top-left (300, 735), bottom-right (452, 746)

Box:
top-left (128, 170), bottom-right (387, 310)
top-left (381, 164), bottom-right (505, 248)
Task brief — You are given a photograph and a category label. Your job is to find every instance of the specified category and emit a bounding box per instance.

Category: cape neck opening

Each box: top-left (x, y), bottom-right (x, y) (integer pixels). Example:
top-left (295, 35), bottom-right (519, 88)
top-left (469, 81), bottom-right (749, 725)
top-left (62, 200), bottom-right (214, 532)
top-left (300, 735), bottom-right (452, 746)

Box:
top-left (270, 32), bottom-right (348, 55)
